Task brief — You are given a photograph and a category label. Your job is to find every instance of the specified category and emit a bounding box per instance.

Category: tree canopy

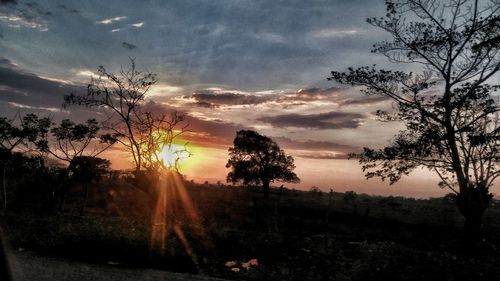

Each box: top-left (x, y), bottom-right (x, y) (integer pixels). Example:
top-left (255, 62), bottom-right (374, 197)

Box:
top-left (328, 0), bottom-right (500, 245)
top-left (226, 130), bottom-right (299, 197)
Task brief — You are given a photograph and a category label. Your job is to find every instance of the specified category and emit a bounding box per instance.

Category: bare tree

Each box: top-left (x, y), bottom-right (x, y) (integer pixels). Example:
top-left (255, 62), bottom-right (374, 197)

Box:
top-left (138, 111), bottom-right (190, 172)
top-left (329, 0), bottom-right (500, 245)
top-left (64, 59), bottom-right (189, 174)
top-left (64, 59), bottom-right (157, 172)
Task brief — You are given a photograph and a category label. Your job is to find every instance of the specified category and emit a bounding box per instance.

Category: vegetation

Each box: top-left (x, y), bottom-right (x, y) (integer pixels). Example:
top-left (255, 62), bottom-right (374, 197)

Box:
top-left (0, 1), bottom-right (498, 280)
top-left (329, 0), bottom-right (500, 246)
top-left (0, 113), bottom-right (50, 210)
top-left (226, 130), bottom-right (300, 198)
top-left (3, 166), bottom-right (500, 281)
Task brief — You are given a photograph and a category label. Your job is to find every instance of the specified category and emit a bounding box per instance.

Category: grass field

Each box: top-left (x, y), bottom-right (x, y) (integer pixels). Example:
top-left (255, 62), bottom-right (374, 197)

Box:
top-left (4, 179), bottom-right (500, 281)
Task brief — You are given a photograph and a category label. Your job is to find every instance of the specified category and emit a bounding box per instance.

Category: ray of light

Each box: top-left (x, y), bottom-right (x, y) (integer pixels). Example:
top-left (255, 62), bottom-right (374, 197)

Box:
top-left (150, 170), bottom-right (209, 262)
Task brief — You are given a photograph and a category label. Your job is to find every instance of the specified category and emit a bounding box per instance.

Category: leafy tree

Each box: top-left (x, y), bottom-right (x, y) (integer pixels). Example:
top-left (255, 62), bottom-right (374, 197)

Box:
top-left (0, 113), bottom-right (50, 210)
top-left (36, 118), bottom-right (115, 211)
top-left (329, 0), bottom-right (500, 245)
top-left (39, 118), bottom-right (116, 163)
top-left (226, 130), bottom-right (300, 198)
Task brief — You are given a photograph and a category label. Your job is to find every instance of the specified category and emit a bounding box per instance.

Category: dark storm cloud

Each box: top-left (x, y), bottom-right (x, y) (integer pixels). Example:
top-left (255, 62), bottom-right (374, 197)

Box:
top-left (122, 42), bottom-right (137, 49)
top-left (187, 90), bottom-right (273, 107)
top-left (258, 111), bottom-right (365, 129)
top-left (0, 58), bottom-right (82, 111)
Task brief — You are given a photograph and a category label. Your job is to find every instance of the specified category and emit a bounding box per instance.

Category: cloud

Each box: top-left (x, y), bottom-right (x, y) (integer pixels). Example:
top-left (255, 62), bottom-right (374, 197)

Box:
top-left (96, 16), bottom-right (127, 25)
top-left (340, 95), bottom-right (389, 106)
top-left (56, 4), bottom-right (79, 14)
top-left (0, 58), bottom-right (82, 110)
top-left (258, 111), bottom-right (365, 129)
top-left (185, 89), bottom-right (274, 108)
top-left (254, 32), bottom-right (286, 44)
top-left (273, 136), bottom-right (358, 154)
top-left (293, 152), bottom-right (349, 160)
top-left (0, 0), bottom-right (388, 90)
top-left (312, 28), bottom-right (360, 39)
top-left (0, 12), bottom-right (48, 31)
top-left (137, 100), bottom-right (250, 148)
top-left (8, 102), bottom-right (68, 113)
top-left (122, 41), bottom-right (137, 49)
top-left (276, 87), bottom-right (341, 103)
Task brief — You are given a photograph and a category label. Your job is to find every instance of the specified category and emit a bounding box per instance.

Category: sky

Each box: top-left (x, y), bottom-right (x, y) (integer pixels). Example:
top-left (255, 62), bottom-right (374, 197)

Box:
top-left (1, 0), bottom-right (495, 198)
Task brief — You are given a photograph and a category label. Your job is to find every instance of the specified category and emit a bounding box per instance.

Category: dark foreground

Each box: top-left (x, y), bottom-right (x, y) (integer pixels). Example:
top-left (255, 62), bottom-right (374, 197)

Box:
top-left (9, 250), bottom-right (226, 281)
top-left (4, 180), bottom-right (500, 280)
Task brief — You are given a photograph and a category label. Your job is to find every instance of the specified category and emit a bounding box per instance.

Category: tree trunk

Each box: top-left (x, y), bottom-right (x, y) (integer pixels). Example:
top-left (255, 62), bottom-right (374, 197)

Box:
top-left (456, 185), bottom-right (492, 248)
top-left (263, 180), bottom-right (270, 198)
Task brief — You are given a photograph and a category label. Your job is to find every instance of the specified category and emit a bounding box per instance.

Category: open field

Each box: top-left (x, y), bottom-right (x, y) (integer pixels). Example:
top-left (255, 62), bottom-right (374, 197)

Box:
top-left (4, 180), bottom-right (500, 281)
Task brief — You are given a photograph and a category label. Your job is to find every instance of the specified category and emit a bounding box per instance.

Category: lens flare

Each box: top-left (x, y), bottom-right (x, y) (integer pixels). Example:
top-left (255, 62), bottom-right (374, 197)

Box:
top-left (150, 170), bottom-right (208, 267)
top-left (158, 143), bottom-right (190, 170)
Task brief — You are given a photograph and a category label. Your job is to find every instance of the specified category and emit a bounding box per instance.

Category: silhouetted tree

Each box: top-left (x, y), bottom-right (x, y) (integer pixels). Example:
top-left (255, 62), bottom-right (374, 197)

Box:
top-left (67, 156), bottom-right (110, 215)
top-left (64, 59), bottom-right (188, 174)
top-left (226, 130), bottom-right (300, 198)
top-left (329, 0), bottom-right (500, 245)
top-left (37, 118), bottom-right (115, 211)
top-left (342, 191), bottom-right (357, 203)
top-left (138, 111), bottom-right (190, 172)
top-left (39, 118), bottom-right (116, 162)
top-left (0, 113), bottom-right (50, 210)
top-left (64, 59), bottom-right (156, 171)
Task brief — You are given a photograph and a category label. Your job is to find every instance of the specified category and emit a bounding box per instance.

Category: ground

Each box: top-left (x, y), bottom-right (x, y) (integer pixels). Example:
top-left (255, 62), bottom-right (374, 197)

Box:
top-left (4, 180), bottom-right (500, 280)
top-left (9, 250), bottom-right (226, 281)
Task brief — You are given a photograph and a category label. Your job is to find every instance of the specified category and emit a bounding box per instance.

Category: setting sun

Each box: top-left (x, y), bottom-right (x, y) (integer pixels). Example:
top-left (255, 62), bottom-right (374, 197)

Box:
top-left (157, 143), bottom-right (191, 170)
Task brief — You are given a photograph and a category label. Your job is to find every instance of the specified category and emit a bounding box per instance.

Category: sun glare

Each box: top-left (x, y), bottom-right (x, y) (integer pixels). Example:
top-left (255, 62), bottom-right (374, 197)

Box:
top-left (158, 143), bottom-right (190, 170)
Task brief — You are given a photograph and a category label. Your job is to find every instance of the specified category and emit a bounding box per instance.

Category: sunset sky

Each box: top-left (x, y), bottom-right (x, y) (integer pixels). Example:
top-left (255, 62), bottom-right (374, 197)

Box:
top-left (1, 0), bottom-right (496, 198)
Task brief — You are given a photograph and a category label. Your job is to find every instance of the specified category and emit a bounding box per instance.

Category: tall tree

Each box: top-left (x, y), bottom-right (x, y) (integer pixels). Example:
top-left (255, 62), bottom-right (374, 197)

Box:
top-left (329, 0), bottom-right (500, 245)
top-left (226, 130), bottom-right (300, 198)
